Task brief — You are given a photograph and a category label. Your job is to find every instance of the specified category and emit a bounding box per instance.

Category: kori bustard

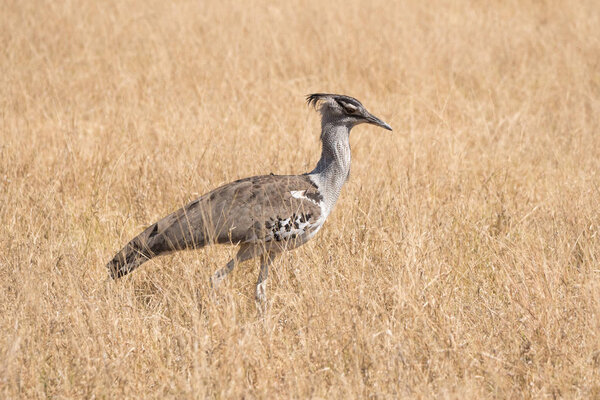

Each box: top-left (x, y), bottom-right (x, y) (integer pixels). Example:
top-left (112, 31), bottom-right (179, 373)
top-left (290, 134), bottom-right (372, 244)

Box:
top-left (106, 93), bottom-right (392, 307)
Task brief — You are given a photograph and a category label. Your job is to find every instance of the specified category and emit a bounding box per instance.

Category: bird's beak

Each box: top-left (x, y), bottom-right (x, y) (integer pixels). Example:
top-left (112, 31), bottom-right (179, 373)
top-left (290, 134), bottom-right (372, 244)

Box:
top-left (365, 113), bottom-right (393, 131)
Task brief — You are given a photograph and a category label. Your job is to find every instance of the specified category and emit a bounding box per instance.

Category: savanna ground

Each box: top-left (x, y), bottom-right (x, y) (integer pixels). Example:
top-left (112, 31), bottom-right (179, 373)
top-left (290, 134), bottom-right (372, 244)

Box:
top-left (1, 0), bottom-right (600, 398)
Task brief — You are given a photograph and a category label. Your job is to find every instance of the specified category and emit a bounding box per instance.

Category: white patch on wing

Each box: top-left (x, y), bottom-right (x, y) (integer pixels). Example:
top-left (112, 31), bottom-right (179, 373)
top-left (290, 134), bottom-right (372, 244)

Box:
top-left (290, 190), bottom-right (305, 199)
top-left (289, 190), bottom-right (320, 206)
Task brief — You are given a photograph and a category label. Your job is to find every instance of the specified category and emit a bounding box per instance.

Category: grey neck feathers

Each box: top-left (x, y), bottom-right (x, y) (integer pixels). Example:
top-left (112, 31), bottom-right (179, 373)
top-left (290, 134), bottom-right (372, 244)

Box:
top-left (309, 116), bottom-right (352, 213)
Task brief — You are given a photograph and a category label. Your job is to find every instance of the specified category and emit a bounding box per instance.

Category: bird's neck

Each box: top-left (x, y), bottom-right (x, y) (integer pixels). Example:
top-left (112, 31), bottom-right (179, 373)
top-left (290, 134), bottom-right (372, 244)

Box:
top-left (309, 123), bottom-right (351, 213)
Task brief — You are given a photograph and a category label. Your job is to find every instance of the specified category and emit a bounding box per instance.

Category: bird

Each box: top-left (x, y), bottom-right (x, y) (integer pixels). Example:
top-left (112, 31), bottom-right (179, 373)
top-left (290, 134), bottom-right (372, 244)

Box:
top-left (106, 93), bottom-right (392, 309)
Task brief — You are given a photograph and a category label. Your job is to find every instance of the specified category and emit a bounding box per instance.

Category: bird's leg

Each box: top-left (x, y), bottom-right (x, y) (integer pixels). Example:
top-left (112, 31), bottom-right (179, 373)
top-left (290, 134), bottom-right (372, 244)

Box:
top-left (255, 252), bottom-right (276, 313)
top-left (210, 258), bottom-right (236, 290)
top-left (210, 243), bottom-right (255, 290)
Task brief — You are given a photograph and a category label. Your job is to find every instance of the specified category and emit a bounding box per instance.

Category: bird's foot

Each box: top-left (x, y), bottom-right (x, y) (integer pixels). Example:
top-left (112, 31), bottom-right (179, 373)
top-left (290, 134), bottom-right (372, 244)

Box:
top-left (255, 281), bottom-right (267, 315)
top-left (210, 274), bottom-right (223, 291)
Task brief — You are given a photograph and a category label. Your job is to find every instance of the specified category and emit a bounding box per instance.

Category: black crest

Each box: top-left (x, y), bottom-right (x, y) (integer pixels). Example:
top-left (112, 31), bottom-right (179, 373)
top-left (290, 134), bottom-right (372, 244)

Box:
top-left (306, 93), bottom-right (363, 110)
top-left (306, 93), bottom-right (328, 109)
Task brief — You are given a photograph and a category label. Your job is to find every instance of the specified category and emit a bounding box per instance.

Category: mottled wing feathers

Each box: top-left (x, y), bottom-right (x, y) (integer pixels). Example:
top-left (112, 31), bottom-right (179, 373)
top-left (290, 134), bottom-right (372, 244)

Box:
top-left (196, 174), bottom-right (322, 245)
top-left (150, 174), bottom-right (324, 249)
top-left (107, 174), bottom-right (323, 278)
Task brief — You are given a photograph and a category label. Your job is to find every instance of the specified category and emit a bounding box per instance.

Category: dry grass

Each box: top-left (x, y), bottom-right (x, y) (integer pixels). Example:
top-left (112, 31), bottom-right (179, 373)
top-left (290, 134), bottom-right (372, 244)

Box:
top-left (1, 0), bottom-right (600, 398)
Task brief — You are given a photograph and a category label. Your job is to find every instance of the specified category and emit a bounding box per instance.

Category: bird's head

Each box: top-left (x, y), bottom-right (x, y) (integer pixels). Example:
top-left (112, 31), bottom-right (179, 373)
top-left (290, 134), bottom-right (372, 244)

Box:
top-left (306, 93), bottom-right (392, 132)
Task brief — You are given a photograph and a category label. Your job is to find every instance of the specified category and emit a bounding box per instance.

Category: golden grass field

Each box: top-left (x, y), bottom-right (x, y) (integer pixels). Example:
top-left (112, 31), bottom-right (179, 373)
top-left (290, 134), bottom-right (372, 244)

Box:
top-left (1, 0), bottom-right (600, 398)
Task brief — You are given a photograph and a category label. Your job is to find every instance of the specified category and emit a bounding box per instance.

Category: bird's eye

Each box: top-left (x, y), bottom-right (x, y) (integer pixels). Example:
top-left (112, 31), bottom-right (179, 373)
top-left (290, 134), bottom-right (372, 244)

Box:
top-left (342, 103), bottom-right (358, 114)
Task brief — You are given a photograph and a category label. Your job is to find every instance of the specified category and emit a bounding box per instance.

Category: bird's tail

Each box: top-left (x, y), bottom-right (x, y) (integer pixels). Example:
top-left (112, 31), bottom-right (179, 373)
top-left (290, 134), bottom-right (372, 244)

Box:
top-left (106, 223), bottom-right (164, 279)
top-left (106, 205), bottom-right (210, 278)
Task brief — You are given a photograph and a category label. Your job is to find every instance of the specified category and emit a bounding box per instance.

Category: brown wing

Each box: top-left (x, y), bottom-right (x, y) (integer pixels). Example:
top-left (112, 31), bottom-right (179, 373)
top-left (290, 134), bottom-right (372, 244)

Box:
top-left (199, 174), bottom-right (322, 244)
top-left (154, 174), bottom-right (322, 248)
